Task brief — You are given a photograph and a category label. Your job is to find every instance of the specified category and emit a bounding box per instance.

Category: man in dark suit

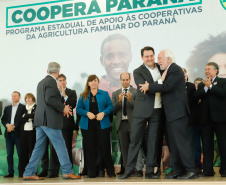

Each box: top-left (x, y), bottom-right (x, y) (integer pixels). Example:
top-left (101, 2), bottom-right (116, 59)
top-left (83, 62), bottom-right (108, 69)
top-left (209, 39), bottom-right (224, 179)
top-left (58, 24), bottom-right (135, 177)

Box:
top-left (119, 47), bottom-right (164, 179)
top-left (23, 62), bottom-right (81, 180)
top-left (195, 62), bottom-right (226, 177)
top-left (47, 74), bottom-right (77, 178)
top-left (139, 49), bottom-right (198, 179)
top-left (1, 91), bottom-right (26, 177)
top-left (182, 69), bottom-right (202, 173)
top-left (112, 72), bottom-right (144, 177)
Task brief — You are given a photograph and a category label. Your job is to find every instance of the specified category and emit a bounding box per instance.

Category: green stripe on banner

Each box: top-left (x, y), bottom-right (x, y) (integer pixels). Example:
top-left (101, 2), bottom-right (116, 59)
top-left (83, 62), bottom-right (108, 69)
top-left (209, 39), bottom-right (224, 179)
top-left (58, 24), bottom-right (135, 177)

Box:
top-left (6, 0), bottom-right (202, 28)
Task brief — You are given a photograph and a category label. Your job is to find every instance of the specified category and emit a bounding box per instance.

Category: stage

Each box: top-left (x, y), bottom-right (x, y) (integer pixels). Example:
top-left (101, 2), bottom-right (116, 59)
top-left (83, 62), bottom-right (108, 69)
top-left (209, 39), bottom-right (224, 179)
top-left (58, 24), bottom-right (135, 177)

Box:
top-left (0, 167), bottom-right (226, 185)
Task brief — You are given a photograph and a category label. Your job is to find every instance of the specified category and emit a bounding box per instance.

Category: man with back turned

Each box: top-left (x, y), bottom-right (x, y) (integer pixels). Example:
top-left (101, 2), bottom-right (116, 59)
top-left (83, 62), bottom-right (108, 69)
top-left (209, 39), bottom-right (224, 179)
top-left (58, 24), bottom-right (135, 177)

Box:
top-left (23, 62), bottom-right (81, 180)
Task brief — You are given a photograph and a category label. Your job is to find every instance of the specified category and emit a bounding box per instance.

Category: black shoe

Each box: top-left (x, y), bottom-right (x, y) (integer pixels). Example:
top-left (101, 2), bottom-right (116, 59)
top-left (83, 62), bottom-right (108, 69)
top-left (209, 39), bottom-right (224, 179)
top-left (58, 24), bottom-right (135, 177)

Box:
top-left (18, 171), bottom-right (23, 178)
top-left (165, 170), bottom-right (181, 179)
top-left (98, 171), bottom-right (105, 177)
top-left (4, 173), bottom-right (14, 178)
top-left (199, 172), bottom-right (215, 177)
top-left (118, 170), bottom-right (135, 179)
top-left (38, 171), bottom-right (48, 177)
top-left (81, 170), bottom-right (87, 176)
top-left (197, 168), bottom-right (202, 174)
top-left (137, 170), bottom-right (143, 177)
top-left (155, 168), bottom-right (161, 176)
top-left (145, 172), bottom-right (159, 179)
top-left (116, 170), bottom-right (125, 175)
top-left (109, 174), bottom-right (116, 178)
top-left (221, 174), bottom-right (226, 177)
top-left (146, 169), bottom-right (161, 179)
top-left (178, 171), bottom-right (199, 180)
top-left (46, 173), bottom-right (59, 178)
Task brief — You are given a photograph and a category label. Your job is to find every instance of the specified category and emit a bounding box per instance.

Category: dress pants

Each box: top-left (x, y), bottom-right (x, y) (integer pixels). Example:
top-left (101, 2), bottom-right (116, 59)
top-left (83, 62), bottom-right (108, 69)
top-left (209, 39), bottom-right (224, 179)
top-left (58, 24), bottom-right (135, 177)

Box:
top-left (5, 132), bottom-right (20, 174)
top-left (201, 121), bottom-right (226, 175)
top-left (143, 117), bottom-right (166, 169)
top-left (214, 122), bottom-right (226, 175)
top-left (167, 116), bottom-right (197, 174)
top-left (49, 129), bottom-right (73, 174)
top-left (126, 109), bottom-right (162, 173)
top-left (81, 123), bottom-right (115, 178)
top-left (19, 129), bottom-right (36, 175)
top-left (82, 140), bottom-right (104, 174)
top-left (40, 140), bottom-right (49, 173)
top-left (117, 120), bottom-right (144, 171)
top-left (188, 125), bottom-right (202, 170)
top-left (23, 126), bottom-right (73, 177)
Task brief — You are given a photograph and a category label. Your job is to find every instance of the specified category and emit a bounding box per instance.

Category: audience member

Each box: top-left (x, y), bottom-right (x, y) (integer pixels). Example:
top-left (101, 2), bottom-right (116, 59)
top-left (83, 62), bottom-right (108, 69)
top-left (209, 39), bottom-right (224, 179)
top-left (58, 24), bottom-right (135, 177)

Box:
top-left (76, 74), bottom-right (115, 178)
top-left (195, 62), bottom-right (226, 177)
top-left (1, 91), bottom-right (26, 178)
top-left (19, 93), bottom-right (37, 177)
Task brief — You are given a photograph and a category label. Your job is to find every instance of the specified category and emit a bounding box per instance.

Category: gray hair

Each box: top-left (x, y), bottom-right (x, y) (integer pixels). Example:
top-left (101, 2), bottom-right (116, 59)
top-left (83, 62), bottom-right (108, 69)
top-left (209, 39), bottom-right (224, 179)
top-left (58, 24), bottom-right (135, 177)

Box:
top-left (48, 62), bottom-right (60, 74)
top-left (161, 49), bottom-right (176, 63)
top-left (206, 62), bottom-right (219, 75)
top-left (194, 77), bottom-right (203, 83)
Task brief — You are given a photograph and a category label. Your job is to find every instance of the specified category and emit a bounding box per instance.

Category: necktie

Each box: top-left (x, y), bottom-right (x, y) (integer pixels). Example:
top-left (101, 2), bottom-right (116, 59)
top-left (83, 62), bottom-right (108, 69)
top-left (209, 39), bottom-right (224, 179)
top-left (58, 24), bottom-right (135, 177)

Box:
top-left (61, 96), bottom-right (65, 103)
top-left (123, 89), bottom-right (128, 116)
top-left (207, 80), bottom-right (213, 94)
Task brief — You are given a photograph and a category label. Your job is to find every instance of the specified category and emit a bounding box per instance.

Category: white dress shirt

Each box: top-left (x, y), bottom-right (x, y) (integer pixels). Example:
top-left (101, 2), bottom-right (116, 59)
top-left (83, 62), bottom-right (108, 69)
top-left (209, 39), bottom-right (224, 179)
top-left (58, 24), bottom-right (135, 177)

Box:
top-left (24, 103), bottom-right (35, 131)
top-left (204, 76), bottom-right (216, 93)
top-left (59, 87), bottom-right (68, 102)
top-left (10, 103), bottom-right (19, 125)
top-left (145, 64), bottom-right (162, 108)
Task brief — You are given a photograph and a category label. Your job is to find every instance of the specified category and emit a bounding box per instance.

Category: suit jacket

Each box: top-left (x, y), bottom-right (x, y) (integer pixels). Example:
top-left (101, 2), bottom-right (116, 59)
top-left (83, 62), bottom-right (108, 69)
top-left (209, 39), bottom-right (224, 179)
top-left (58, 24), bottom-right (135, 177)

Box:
top-left (133, 63), bottom-right (163, 118)
top-left (186, 82), bottom-right (199, 125)
top-left (34, 75), bottom-right (65, 129)
top-left (20, 104), bottom-right (37, 130)
top-left (148, 63), bottom-right (190, 122)
top-left (1, 103), bottom-right (26, 138)
top-left (76, 89), bottom-right (113, 130)
top-left (75, 113), bottom-right (80, 131)
top-left (112, 86), bottom-right (137, 131)
top-left (62, 88), bottom-right (77, 130)
top-left (195, 76), bottom-right (226, 123)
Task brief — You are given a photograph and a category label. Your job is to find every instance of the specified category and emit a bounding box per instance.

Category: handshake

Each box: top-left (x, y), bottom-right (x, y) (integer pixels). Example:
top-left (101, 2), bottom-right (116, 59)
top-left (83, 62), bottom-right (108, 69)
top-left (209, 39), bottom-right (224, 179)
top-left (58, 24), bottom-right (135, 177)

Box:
top-left (6, 124), bottom-right (15, 132)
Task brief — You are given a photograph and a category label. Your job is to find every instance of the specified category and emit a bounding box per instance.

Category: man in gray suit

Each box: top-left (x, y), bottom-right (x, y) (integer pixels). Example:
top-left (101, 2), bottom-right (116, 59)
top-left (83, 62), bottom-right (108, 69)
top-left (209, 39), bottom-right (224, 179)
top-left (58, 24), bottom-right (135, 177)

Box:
top-left (112, 72), bottom-right (144, 177)
top-left (23, 62), bottom-right (81, 180)
top-left (119, 46), bottom-right (164, 179)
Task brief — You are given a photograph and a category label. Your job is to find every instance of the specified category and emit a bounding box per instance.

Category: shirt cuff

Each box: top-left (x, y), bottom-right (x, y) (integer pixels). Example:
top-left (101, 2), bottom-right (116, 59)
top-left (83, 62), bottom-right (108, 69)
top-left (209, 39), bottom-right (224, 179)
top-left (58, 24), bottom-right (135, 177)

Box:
top-left (158, 79), bottom-right (163, 84)
top-left (209, 85), bottom-right (213, 89)
top-left (204, 86), bottom-right (208, 93)
top-left (64, 96), bottom-right (68, 102)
